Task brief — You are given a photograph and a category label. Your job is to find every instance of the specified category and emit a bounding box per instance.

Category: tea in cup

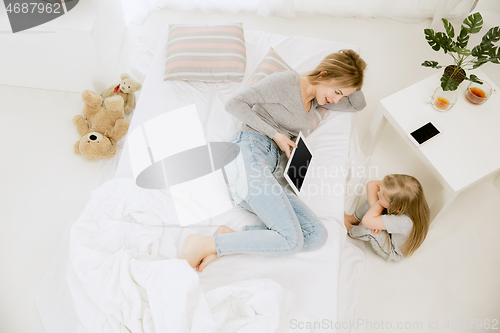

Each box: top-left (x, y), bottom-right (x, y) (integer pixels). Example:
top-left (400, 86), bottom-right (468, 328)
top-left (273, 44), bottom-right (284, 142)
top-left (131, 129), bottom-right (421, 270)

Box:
top-left (429, 87), bottom-right (457, 112)
top-left (466, 80), bottom-right (495, 105)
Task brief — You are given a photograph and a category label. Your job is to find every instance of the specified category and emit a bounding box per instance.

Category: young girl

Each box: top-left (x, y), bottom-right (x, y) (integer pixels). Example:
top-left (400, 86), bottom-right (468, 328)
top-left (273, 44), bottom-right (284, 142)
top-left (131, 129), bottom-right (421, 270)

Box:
top-left (344, 174), bottom-right (430, 261)
top-left (181, 50), bottom-right (367, 271)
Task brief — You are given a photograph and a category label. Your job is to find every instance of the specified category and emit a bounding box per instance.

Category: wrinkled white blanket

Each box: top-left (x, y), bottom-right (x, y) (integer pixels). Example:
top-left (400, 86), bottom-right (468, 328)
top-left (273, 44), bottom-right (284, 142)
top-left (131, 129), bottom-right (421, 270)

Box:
top-left (69, 178), bottom-right (297, 333)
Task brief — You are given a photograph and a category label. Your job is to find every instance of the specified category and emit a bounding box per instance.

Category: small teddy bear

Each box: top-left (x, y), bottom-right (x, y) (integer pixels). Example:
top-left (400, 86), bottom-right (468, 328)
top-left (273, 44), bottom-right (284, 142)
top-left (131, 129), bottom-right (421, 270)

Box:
top-left (73, 90), bottom-right (129, 161)
top-left (102, 73), bottom-right (142, 114)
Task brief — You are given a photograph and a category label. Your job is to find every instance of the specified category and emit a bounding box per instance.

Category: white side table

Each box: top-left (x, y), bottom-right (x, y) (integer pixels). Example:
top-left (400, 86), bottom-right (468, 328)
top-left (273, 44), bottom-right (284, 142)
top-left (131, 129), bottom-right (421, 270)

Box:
top-left (364, 69), bottom-right (500, 222)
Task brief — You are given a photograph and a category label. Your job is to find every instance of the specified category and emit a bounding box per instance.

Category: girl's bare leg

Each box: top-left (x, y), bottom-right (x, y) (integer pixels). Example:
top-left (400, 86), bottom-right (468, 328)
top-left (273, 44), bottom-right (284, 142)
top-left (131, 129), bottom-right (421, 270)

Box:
top-left (344, 213), bottom-right (359, 236)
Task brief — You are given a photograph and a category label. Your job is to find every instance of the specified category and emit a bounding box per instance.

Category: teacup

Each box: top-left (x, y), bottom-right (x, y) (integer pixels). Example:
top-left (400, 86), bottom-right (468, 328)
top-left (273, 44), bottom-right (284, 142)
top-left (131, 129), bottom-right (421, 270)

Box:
top-left (429, 87), bottom-right (457, 112)
top-left (466, 80), bottom-right (495, 105)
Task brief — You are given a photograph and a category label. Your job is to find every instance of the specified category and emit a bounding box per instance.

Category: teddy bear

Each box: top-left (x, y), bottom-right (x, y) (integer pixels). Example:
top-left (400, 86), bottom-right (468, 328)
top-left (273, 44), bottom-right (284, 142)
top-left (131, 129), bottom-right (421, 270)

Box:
top-left (73, 90), bottom-right (129, 161)
top-left (102, 73), bottom-right (142, 114)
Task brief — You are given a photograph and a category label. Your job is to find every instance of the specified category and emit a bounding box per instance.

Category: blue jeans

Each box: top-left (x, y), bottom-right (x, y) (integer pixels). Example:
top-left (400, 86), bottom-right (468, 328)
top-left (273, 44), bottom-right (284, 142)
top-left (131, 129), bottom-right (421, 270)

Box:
top-left (214, 131), bottom-right (328, 257)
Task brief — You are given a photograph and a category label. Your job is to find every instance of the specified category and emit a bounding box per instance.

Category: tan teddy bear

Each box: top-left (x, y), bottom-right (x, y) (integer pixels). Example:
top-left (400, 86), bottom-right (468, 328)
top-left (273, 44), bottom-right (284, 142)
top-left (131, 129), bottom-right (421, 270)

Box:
top-left (102, 73), bottom-right (142, 114)
top-left (73, 90), bottom-right (129, 161)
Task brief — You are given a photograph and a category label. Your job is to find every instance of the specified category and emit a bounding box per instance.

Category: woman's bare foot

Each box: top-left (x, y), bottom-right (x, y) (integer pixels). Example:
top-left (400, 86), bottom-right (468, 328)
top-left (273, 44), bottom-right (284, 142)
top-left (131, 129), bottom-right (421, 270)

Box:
top-left (181, 234), bottom-right (217, 269)
top-left (196, 225), bottom-right (235, 272)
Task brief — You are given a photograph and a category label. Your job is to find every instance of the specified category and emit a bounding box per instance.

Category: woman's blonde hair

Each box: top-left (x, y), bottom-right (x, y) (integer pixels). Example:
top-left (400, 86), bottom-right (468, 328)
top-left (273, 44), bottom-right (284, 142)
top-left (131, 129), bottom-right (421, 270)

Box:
top-left (305, 49), bottom-right (367, 90)
top-left (381, 174), bottom-right (430, 257)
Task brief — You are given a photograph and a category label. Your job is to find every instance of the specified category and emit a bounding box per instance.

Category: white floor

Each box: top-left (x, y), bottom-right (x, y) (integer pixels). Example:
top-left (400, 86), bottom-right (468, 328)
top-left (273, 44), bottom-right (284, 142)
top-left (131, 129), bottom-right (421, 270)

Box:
top-left (1, 2), bottom-right (500, 333)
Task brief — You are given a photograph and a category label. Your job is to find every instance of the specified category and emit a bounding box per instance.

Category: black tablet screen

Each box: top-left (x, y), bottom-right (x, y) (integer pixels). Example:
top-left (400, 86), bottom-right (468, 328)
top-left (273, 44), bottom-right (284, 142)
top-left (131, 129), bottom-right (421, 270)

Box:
top-left (287, 137), bottom-right (312, 191)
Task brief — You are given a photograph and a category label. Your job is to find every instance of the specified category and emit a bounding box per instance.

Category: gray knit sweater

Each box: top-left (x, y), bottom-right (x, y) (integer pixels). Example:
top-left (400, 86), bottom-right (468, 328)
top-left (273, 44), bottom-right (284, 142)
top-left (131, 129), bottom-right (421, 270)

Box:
top-left (225, 70), bottom-right (366, 153)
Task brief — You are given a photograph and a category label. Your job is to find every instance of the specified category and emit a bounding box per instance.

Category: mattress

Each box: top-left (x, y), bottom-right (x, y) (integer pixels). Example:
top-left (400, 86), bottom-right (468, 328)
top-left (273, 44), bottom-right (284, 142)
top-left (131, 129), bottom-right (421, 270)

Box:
top-left (37, 25), bottom-right (369, 333)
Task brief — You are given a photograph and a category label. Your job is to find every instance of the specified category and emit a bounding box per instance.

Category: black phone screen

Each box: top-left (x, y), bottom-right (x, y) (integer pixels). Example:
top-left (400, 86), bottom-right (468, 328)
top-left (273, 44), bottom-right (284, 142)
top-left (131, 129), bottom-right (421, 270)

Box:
top-left (410, 122), bottom-right (440, 145)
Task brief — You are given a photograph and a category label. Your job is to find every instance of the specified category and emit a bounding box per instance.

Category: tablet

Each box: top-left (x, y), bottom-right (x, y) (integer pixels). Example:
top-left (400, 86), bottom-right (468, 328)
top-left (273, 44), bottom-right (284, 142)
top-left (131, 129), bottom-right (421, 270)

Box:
top-left (284, 132), bottom-right (313, 196)
top-left (407, 121), bottom-right (441, 146)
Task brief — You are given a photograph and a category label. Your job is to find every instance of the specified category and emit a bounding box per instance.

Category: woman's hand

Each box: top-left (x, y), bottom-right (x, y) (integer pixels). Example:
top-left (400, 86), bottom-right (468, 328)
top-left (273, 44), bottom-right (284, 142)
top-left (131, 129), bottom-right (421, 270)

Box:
top-left (273, 132), bottom-right (297, 158)
top-left (371, 229), bottom-right (381, 235)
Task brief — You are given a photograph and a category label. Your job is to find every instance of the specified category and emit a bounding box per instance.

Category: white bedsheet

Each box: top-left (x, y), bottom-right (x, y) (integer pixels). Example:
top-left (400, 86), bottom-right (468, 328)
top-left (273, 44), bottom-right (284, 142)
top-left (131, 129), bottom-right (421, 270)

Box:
top-left (37, 25), bottom-right (369, 333)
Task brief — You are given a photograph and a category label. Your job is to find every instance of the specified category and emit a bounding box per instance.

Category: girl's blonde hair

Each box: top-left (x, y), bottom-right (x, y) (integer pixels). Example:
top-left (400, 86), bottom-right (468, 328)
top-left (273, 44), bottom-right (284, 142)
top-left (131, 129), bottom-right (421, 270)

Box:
top-left (381, 174), bottom-right (430, 257)
top-left (305, 49), bottom-right (367, 90)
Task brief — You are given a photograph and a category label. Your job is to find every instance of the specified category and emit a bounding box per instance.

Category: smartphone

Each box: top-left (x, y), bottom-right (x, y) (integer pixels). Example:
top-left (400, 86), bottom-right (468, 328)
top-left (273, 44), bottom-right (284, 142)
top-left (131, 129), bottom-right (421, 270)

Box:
top-left (407, 122), bottom-right (441, 146)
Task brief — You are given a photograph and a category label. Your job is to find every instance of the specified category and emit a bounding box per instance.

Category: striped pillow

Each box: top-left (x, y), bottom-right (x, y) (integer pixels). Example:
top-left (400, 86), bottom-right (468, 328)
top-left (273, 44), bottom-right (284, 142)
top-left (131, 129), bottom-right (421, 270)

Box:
top-left (249, 47), bottom-right (293, 85)
top-left (164, 23), bottom-right (246, 82)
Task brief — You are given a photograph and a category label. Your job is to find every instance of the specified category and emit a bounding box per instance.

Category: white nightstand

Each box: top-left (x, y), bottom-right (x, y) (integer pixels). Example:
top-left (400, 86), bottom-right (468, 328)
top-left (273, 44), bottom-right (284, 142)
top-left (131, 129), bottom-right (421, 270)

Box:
top-left (364, 69), bottom-right (500, 222)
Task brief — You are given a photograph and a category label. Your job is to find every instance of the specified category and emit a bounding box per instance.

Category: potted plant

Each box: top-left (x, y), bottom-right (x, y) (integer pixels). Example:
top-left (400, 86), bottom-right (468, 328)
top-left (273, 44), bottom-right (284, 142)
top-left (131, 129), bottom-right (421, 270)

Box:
top-left (422, 12), bottom-right (500, 91)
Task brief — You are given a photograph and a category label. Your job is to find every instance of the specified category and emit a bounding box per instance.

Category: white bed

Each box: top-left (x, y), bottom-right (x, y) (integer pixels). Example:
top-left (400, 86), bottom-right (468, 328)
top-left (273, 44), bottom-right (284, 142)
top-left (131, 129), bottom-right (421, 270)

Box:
top-left (37, 25), bottom-right (369, 333)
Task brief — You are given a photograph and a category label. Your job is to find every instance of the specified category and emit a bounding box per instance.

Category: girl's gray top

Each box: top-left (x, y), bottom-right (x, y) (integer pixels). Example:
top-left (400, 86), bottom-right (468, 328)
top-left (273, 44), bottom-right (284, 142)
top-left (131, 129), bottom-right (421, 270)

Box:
top-left (353, 199), bottom-right (414, 261)
top-left (225, 70), bottom-right (366, 154)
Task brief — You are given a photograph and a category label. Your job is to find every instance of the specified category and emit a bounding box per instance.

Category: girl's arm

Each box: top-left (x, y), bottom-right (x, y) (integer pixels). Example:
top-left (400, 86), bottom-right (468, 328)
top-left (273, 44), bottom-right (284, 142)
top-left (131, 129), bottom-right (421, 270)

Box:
top-left (361, 200), bottom-right (386, 230)
top-left (366, 180), bottom-right (382, 206)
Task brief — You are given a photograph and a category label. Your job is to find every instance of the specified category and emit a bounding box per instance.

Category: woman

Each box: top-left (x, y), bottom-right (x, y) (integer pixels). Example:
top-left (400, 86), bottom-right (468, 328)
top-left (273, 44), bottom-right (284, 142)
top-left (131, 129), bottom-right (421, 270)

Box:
top-left (181, 49), bottom-right (367, 271)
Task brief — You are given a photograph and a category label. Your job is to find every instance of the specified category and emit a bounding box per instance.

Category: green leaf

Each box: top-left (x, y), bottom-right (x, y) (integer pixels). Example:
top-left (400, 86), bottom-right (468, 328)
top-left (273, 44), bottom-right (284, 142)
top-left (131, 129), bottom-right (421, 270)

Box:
top-left (457, 26), bottom-right (470, 48)
top-left (488, 46), bottom-right (500, 64)
top-left (424, 29), bottom-right (441, 51)
top-left (463, 12), bottom-right (483, 34)
top-left (421, 60), bottom-right (442, 69)
top-left (471, 58), bottom-right (489, 69)
top-left (423, 29), bottom-right (452, 53)
top-left (467, 74), bottom-right (483, 84)
top-left (441, 73), bottom-right (460, 91)
top-left (442, 18), bottom-right (455, 38)
top-left (452, 45), bottom-right (471, 56)
top-left (436, 32), bottom-right (453, 53)
top-left (482, 26), bottom-right (500, 44)
top-left (472, 43), bottom-right (493, 59)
